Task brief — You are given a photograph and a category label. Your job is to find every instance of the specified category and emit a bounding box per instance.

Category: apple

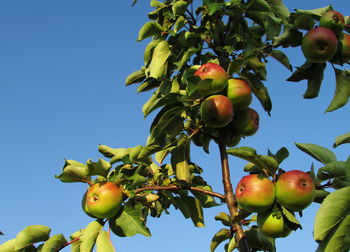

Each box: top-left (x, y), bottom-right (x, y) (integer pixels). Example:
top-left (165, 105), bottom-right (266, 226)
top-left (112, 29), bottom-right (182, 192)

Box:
top-left (236, 174), bottom-right (275, 213)
top-left (82, 181), bottom-right (123, 219)
top-left (257, 210), bottom-right (291, 238)
top-left (301, 27), bottom-right (338, 63)
top-left (275, 170), bottom-right (315, 211)
top-left (231, 108), bottom-right (259, 136)
top-left (226, 78), bottom-right (252, 111)
top-left (200, 95), bottom-right (234, 128)
top-left (319, 10), bottom-right (345, 36)
top-left (194, 62), bottom-right (228, 96)
top-left (340, 33), bottom-right (350, 61)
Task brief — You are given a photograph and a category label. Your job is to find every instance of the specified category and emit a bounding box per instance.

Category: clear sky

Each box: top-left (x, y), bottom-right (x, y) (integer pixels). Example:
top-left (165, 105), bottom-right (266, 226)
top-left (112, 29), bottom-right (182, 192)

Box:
top-left (0, 0), bottom-right (349, 251)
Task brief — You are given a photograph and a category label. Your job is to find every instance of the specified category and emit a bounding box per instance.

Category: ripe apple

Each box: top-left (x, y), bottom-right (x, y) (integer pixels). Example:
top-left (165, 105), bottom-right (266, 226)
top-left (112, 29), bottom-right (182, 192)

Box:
top-left (226, 78), bottom-right (252, 111)
top-left (236, 174), bottom-right (275, 213)
top-left (82, 181), bottom-right (123, 219)
top-left (340, 33), bottom-right (350, 61)
top-left (275, 170), bottom-right (315, 211)
top-left (200, 95), bottom-right (234, 128)
top-left (319, 10), bottom-right (345, 36)
top-left (301, 27), bottom-right (338, 63)
top-left (231, 108), bottom-right (259, 136)
top-left (257, 210), bottom-right (291, 238)
top-left (194, 62), bottom-right (228, 96)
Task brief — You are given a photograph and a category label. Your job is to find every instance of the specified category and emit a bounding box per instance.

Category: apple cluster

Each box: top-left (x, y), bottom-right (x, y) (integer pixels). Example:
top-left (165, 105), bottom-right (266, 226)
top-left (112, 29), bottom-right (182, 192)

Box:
top-left (82, 181), bottom-right (124, 219)
top-left (235, 170), bottom-right (315, 238)
top-left (301, 10), bottom-right (350, 63)
top-left (194, 62), bottom-right (259, 146)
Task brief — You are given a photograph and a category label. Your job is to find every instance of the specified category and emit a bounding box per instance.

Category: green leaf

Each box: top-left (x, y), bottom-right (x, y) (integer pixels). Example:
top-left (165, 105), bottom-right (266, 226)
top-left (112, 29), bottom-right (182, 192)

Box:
top-left (214, 212), bottom-right (231, 227)
top-left (175, 47), bottom-right (198, 70)
top-left (125, 68), bottom-right (146, 86)
top-left (227, 147), bottom-right (279, 176)
top-left (225, 237), bottom-right (237, 252)
top-left (70, 229), bottom-right (84, 252)
top-left (171, 145), bottom-right (191, 183)
top-left (272, 28), bottom-right (302, 48)
top-left (326, 69), bottom-right (350, 112)
top-left (172, 1), bottom-right (187, 16)
top-left (314, 186), bottom-right (350, 241)
top-left (14, 225), bottom-right (51, 250)
top-left (182, 196), bottom-right (205, 227)
top-left (55, 159), bottom-right (91, 183)
top-left (295, 5), bottom-right (332, 17)
top-left (268, 147), bottom-right (289, 164)
top-left (87, 159), bottom-right (111, 177)
top-left (269, 50), bottom-right (292, 71)
top-left (334, 132), bottom-right (350, 148)
top-left (98, 145), bottom-right (130, 164)
top-left (203, 0), bottom-right (224, 15)
top-left (295, 143), bottom-right (337, 164)
top-left (174, 16), bottom-right (187, 33)
top-left (245, 227), bottom-right (276, 252)
top-left (0, 239), bottom-right (16, 252)
top-left (317, 161), bottom-right (350, 181)
top-left (191, 185), bottom-right (220, 208)
top-left (144, 40), bottom-right (161, 66)
top-left (316, 215), bottom-right (350, 252)
top-left (147, 41), bottom-right (171, 80)
top-left (137, 21), bottom-right (164, 41)
top-left (210, 228), bottom-right (231, 252)
top-left (80, 220), bottom-right (104, 252)
top-left (109, 202), bottom-right (151, 237)
top-left (280, 205), bottom-right (302, 231)
top-left (40, 234), bottom-right (67, 252)
top-left (96, 230), bottom-right (116, 252)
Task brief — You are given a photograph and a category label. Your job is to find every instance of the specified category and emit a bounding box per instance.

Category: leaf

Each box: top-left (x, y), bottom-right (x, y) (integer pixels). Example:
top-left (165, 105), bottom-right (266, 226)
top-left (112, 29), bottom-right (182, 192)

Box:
top-left (269, 50), bottom-right (292, 71)
top-left (87, 159), bottom-right (111, 177)
top-left (326, 69), bottom-right (350, 112)
top-left (172, 1), bottom-right (187, 16)
top-left (125, 68), bottom-right (146, 86)
top-left (225, 237), bottom-right (237, 252)
top-left (191, 185), bottom-right (221, 208)
top-left (109, 202), bottom-right (151, 237)
top-left (210, 228), bottom-right (231, 252)
top-left (137, 21), bottom-right (163, 41)
top-left (55, 159), bottom-right (91, 183)
top-left (334, 132), bottom-right (350, 148)
top-left (147, 41), bottom-right (171, 80)
top-left (80, 220), bottom-right (104, 252)
top-left (245, 227), bottom-right (276, 252)
top-left (280, 205), bottom-right (302, 231)
top-left (96, 230), bottom-right (116, 252)
top-left (0, 239), bottom-right (16, 252)
top-left (173, 16), bottom-right (187, 33)
top-left (171, 145), bottom-right (191, 183)
top-left (14, 225), bottom-right (51, 250)
top-left (268, 147), bottom-right (289, 164)
top-left (98, 145), bottom-right (130, 164)
top-left (295, 5), bottom-right (332, 17)
top-left (317, 161), bottom-right (350, 181)
top-left (316, 215), bottom-right (350, 252)
top-left (295, 143), bottom-right (337, 164)
top-left (70, 229), bottom-right (84, 252)
top-left (314, 189), bottom-right (330, 204)
top-left (314, 186), bottom-right (350, 241)
top-left (214, 212), bottom-right (231, 227)
top-left (203, 0), bottom-right (224, 15)
top-left (182, 196), bottom-right (205, 227)
top-left (272, 28), bottom-right (302, 48)
top-left (40, 234), bottom-right (67, 252)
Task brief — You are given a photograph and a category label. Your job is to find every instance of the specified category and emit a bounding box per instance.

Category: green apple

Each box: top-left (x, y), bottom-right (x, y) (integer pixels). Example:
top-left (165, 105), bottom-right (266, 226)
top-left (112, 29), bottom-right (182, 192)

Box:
top-left (231, 108), bottom-right (259, 136)
top-left (236, 174), bottom-right (275, 213)
top-left (194, 62), bottom-right (228, 96)
top-left (257, 210), bottom-right (292, 238)
top-left (200, 95), bottom-right (234, 128)
top-left (82, 181), bottom-right (123, 219)
top-left (319, 10), bottom-right (345, 36)
top-left (275, 170), bottom-right (315, 211)
top-left (226, 78), bottom-right (252, 111)
top-left (301, 27), bottom-right (338, 63)
top-left (340, 33), bottom-right (350, 61)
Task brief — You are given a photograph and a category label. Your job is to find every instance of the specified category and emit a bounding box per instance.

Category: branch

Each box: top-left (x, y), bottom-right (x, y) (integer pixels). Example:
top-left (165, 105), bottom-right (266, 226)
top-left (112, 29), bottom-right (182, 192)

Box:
top-left (134, 185), bottom-right (225, 201)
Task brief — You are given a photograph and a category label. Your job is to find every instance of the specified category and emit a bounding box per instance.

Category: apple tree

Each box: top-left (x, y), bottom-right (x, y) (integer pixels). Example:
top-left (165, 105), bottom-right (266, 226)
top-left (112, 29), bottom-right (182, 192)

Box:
top-left (1, 0), bottom-right (350, 251)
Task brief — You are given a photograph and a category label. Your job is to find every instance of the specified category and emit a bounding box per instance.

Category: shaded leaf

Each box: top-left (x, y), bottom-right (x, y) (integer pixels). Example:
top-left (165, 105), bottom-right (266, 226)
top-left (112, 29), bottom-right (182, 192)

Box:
top-left (191, 185), bottom-right (221, 208)
top-left (295, 143), bottom-right (337, 164)
top-left (137, 21), bottom-right (163, 41)
top-left (174, 16), bottom-right (187, 33)
top-left (80, 220), bottom-right (104, 252)
top-left (40, 233), bottom-right (67, 252)
top-left (172, 1), bottom-right (187, 16)
top-left (214, 212), bottom-right (231, 227)
top-left (280, 205), bottom-right (301, 231)
top-left (314, 189), bottom-right (330, 204)
top-left (96, 230), bottom-right (116, 252)
top-left (245, 227), bottom-right (276, 252)
top-left (317, 161), bottom-right (350, 181)
top-left (314, 186), bottom-right (350, 241)
top-left (14, 225), bottom-right (51, 250)
top-left (210, 228), bottom-right (231, 252)
top-left (203, 0), bottom-right (224, 15)
top-left (182, 196), bottom-right (205, 227)
top-left (334, 132), bottom-right (350, 148)
top-left (295, 5), bottom-right (332, 17)
top-left (326, 69), bottom-right (350, 112)
top-left (269, 50), bottom-right (292, 71)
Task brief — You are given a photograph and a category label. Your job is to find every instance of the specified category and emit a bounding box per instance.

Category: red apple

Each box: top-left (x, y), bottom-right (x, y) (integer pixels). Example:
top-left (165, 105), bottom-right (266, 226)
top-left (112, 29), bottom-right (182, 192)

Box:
top-left (257, 210), bottom-right (292, 238)
top-left (82, 181), bottom-right (123, 219)
top-left (340, 33), bottom-right (350, 61)
top-left (194, 62), bottom-right (228, 96)
top-left (200, 95), bottom-right (234, 128)
top-left (275, 170), bottom-right (315, 211)
top-left (236, 174), bottom-right (275, 213)
top-left (301, 27), bottom-right (338, 63)
top-left (231, 108), bottom-right (259, 136)
top-left (226, 78), bottom-right (252, 111)
top-left (319, 10), bottom-right (345, 36)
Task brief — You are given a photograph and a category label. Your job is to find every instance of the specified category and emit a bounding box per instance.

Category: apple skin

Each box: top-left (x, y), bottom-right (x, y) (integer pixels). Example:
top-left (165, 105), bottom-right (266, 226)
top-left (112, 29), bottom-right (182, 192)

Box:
top-left (236, 174), bottom-right (275, 213)
top-left (83, 181), bottom-right (123, 219)
top-left (226, 78), bottom-right (252, 111)
top-left (275, 170), bottom-right (315, 211)
top-left (319, 10), bottom-right (345, 36)
top-left (257, 210), bottom-right (292, 238)
top-left (231, 108), bottom-right (259, 136)
top-left (200, 95), bottom-right (234, 128)
top-left (301, 27), bottom-right (338, 63)
top-left (194, 62), bottom-right (228, 96)
top-left (340, 33), bottom-right (350, 61)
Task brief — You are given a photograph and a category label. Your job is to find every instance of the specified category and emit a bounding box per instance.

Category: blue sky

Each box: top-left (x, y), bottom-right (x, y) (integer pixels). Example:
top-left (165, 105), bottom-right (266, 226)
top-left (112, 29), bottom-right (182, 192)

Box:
top-left (0, 0), bottom-right (349, 251)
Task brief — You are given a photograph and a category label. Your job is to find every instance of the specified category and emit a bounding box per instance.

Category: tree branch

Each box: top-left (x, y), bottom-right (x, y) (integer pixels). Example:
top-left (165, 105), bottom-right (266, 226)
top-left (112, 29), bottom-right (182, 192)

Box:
top-left (134, 185), bottom-right (225, 201)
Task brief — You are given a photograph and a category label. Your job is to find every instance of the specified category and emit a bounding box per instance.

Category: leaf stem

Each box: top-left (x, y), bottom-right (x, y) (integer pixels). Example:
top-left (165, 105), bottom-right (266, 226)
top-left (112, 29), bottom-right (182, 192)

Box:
top-left (55, 237), bottom-right (80, 252)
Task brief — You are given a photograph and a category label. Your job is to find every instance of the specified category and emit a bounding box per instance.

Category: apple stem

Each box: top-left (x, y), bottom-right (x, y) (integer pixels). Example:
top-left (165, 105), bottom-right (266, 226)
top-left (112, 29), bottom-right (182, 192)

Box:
top-left (218, 134), bottom-right (250, 252)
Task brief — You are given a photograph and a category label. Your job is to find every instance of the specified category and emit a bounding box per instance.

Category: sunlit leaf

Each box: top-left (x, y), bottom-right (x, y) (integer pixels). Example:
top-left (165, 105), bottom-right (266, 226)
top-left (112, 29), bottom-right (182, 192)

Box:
top-left (295, 143), bottom-right (337, 164)
top-left (80, 220), bottom-right (104, 252)
top-left (210, 228), bottom-right (231, 252)
top-left (0, 239), bottom-right (15, 252)
top-left (137, 21), bottom-right (163, 41)
top-left (14, 225), bottom-right (51, 250)
top-left (147, 41), bottom-right (171, 80)
top-left (326, 69), bottom-right (350, 112)
top-left (171, 145), bottom-right (191, 183)
top-left (40, 234), bottom-right (67, 252)
top-left (172, 1), bottom-right (187, 16)
top-left (214, 212), bottom-right (231, 227)
top-left (269, 50), bottom-right (292, 71)
top-left (295, 5), bottom-right (332, 17)
top-left (317, 161), bottom-right (350, 181)
top-left (334, 132), bottom-right (350, 148)
top-left (125, 68), bottom-right (146, 86)
top-left (225, 236), bottom-right (237, 252)
top-left (96, 230), bottom-right (116, 252)
top-left (87, 159), bottom-right (111, 177)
